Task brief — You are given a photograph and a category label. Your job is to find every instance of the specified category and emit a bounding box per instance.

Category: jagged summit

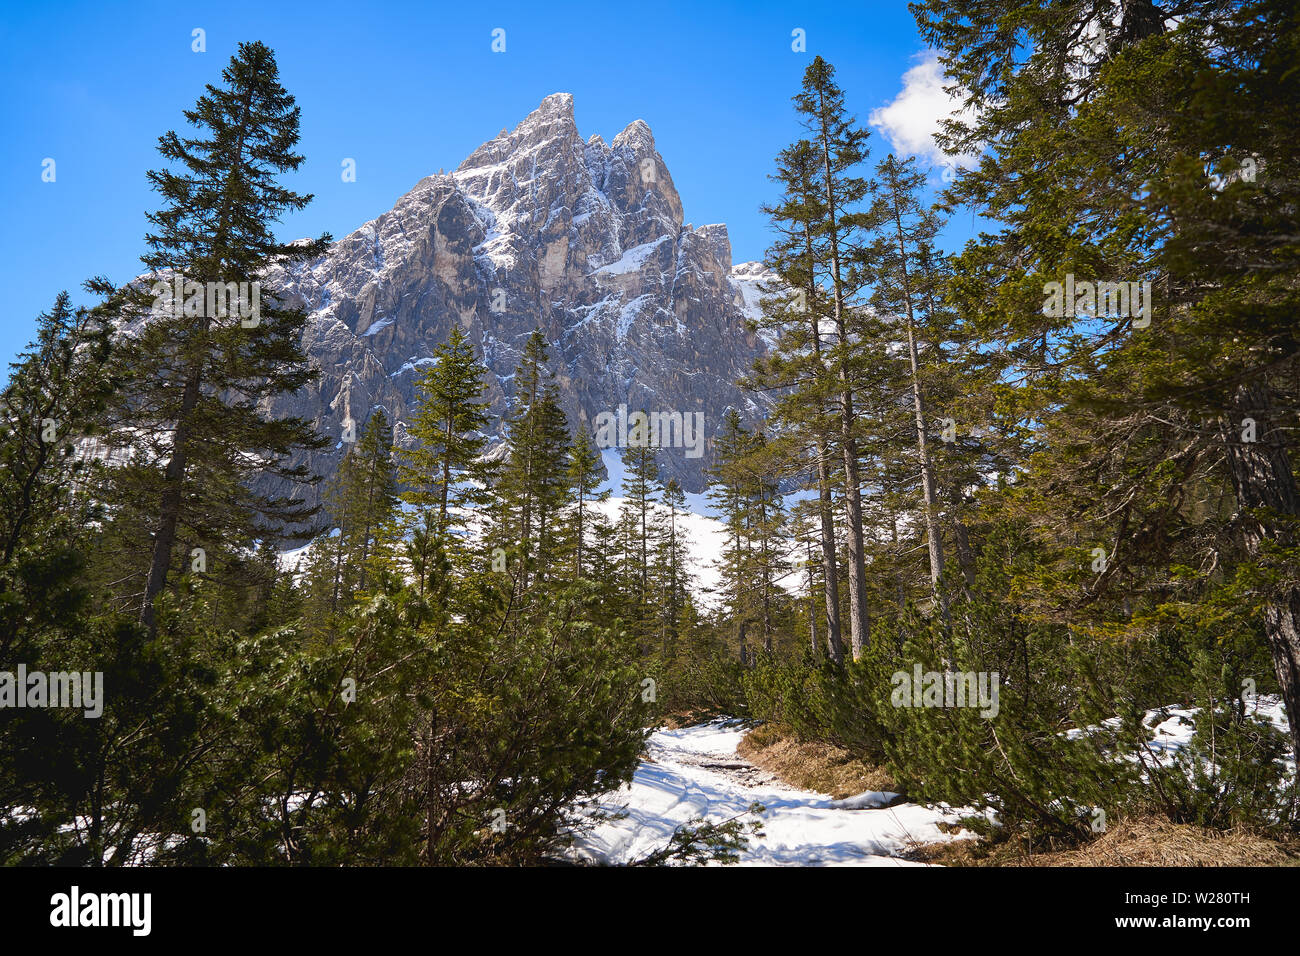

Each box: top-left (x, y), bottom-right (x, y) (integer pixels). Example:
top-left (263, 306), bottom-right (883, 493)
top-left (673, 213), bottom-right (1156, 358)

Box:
top-left (263, 94), bottom-right (771, 504)
top-left (612, 117), bottom-right (655, 151)
top-left (538, 90), bottom-right (575, 112)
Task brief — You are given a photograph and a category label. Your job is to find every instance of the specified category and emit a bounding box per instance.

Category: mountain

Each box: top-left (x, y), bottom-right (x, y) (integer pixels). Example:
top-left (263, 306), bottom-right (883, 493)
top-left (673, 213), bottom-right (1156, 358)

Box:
top-left (265, 92), bottom-right (774, 512)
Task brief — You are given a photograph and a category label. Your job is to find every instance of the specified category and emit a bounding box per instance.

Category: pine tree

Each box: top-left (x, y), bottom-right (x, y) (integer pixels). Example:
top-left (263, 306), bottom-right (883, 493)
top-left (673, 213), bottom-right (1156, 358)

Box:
top-left (0, 292), bottom-right (111, 571)
top-left (790, 500), bottom-right (825, 657)
top-left (793, 57), bottom-right (873, 659)
top-left (914, 0), bottom-right (1300, 776)
top-left (616, 423), bottom-right (662, 651)
top-left (396, 325), bottom-right (492, 607)
top-left (322, 409), bottom-right (397, 613)
top-left (745, 431), bottom-right (788, 654)
top-left (656, 477), bottom-right (691, 662)
top-left (619, 423), bottom-right (662, 602)
top-left (566, 421), bottom-right (609, 580)
top-left (867, 153), bottom-right (950, 638)
top-left (493, 330), bottom-right (571, 594)
top-left (95, 41), bottom-right (330, 634)
top-left (708, 410), bottom-right (756, 659)
top-left (749, 138), bottom-right (845, 664)
top-left (399, 325), bottom-right (492, 540)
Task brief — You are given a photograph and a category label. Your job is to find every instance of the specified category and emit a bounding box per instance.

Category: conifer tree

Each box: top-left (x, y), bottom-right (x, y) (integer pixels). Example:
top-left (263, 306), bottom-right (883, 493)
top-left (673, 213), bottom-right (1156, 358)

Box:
top-left (656, 477), bottom-right (691, 662)
top-left (566, 421), bottom-right (609, 579)
top-left (322, 409), bottom-right (397, 612)
top-left (915, 0), bottom-right (1300, 760)
top-left (708, 410), bottom-right (756, 658)
top-left (619, 423), bottom-right (662, 602)
top-left (794, 57), bottom-right (873, 658)
top-left (494, 331), bottom-right (571, 593)
top-left (399, 325), bottom-right (492, 540)
top-left (745, 431), bottom-right (788, 654)
top-left (867, 153), bottom-right (950, 634)
top-left (617, 423), bottom-right (663, 650)
top-left (96, 41), bottom-right (330, 633)
top-left (749, 138), bottom-right (845, 664)
top-left (0, 292), bottom-right (111, 572)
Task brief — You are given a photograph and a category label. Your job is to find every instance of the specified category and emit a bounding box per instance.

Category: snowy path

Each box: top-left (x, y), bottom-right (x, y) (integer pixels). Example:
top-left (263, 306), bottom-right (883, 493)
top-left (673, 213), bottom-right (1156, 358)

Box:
top-left (570, 718), bottom-right (971, 866)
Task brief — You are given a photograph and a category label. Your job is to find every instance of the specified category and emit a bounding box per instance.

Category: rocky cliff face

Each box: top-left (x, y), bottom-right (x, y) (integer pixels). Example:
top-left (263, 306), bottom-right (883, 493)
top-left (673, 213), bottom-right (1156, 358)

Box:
top-left (267, 92), bottom-right (774, 507)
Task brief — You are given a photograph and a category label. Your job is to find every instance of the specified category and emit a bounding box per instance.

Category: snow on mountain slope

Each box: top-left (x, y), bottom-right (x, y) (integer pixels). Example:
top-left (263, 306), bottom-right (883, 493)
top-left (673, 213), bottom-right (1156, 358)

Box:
top-left (256, 92), bottom-right (771, 520)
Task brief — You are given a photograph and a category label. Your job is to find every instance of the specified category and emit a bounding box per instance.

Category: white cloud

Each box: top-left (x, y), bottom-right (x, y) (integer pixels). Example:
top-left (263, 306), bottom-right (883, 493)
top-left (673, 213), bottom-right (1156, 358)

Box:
top-left (869, 50), bottom-right (978, 177)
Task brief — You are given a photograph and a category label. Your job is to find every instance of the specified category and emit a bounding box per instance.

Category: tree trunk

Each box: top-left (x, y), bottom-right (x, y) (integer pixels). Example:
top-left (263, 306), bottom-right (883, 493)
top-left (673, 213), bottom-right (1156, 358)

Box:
top-left (815, 453), bottom-right (844, 665)
top-left (759, 483), bottom-right (772, 653)
top-left (1223, 382), bottom-right (1300, 768)
top-left (575, 493), bottom-right (585, 579)
top-left (803, 255), bottom-right (844, 664)
top-left (140, 369), bottom-right (201, 633)
top-left (439, 410), bottom-right (452, 536)
top-left (137, 89), bottom-right (253, 635)
top-left (890, 193), bottom-right (949, 633)
top-left (814, 102), bottom-right (869, 659)
top-left (806, 532), bottom-right (820, 657)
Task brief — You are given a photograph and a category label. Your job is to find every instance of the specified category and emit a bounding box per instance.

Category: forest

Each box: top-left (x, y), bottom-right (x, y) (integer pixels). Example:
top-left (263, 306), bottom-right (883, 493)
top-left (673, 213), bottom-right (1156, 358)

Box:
top-left (2, 0), bottom-right (1298, 866)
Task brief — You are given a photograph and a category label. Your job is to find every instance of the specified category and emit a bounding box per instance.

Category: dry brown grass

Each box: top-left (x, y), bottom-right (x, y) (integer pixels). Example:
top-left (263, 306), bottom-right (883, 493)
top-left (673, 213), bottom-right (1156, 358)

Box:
top-left (721, 723), bottom-right (1300, 867)
top-left (736, 723), bottom-right (895, 799)
top-left (909, 816), bottom-right (1300, 867)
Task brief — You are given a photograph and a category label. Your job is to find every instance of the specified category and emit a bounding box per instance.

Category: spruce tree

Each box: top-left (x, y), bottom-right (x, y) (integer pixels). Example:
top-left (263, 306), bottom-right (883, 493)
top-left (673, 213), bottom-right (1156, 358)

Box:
top-left (322, 409), bottom-right (397, 612)
top-left (708, 410), bottom-right (756, 659)
top-left (749, 138), bottom-right (845, 664)
top-left (615, 426), bottom-right (662, 652)
top-left (793, 57), bottom-right (873, 658)
top-left (493, 331), bottom-right (571, 593)
top-left (96, 41), bottom-right (329, 633)
top-left (656, 477), bottom-right (690, 661)
top-left (915, 0), bottom-right (1300, 761)
top-left (566, 421), bottom-right (609, 579)
top-left (618, 423), bottom-right (662, 602)
top-left (0, 292), bottom-right (111, 572)
top-left (399, 325), bottom-right (492, 540)
top-left (867, 153), bottom-right (951, 637)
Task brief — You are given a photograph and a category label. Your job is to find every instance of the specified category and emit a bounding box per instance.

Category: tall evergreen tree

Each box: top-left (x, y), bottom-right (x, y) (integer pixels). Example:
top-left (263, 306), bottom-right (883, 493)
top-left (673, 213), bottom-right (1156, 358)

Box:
top-left (794, 56), bottom-right (873, 659)
top-left (617, 422), bottom-right (663, 650)
top-left (320, 409), bottom-right (397, 615)
top-left (494, 331), bottom-right (571, 593)
top-left (749, 138), bottom-right (845, 664)
top-left (619, 423), bottom-right (662, 602)
top-left (915, 0), bottom-right (1300, 760)
top-left (96, 41), bottom-right (330, 633)
top-left (566, 421), bottom-right (609, 580)
top-left (0, 292), bottom-right (111, 572)
top-left (708, 410), bottom-right (756, 659)
top-left (398, 325), bottom-right (492, 540)
top-left (867, 153), bottom-right (951, 635)
top-left (656, 477), bottom-right (691, 662)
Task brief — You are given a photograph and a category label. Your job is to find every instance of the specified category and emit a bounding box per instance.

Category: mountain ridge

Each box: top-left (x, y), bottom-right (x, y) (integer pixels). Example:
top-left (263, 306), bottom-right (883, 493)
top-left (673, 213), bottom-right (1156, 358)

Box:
top-left (263, 92), bottom-right (776, 510)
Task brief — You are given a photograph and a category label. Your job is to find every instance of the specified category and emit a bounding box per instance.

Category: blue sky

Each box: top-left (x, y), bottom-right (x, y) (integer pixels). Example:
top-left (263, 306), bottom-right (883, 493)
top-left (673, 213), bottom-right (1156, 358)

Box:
top-left (0, 0), bottom-right (975, 367)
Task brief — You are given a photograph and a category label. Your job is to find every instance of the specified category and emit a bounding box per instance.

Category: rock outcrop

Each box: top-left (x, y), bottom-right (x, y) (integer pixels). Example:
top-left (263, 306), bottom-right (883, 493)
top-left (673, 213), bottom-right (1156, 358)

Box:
top-left (266, 92), bottom-right (775, 507)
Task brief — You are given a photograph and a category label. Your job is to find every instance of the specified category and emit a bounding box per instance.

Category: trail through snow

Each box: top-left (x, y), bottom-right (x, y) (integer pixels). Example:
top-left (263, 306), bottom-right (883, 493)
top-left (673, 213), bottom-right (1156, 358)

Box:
top-left (570, 718), bottom-right (972, 866)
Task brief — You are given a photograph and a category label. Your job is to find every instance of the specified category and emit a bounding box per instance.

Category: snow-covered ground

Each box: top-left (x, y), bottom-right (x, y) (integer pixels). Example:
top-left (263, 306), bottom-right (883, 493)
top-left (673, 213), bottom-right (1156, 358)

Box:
top-left (569, 718), bottom-right (974, 866)
top-left (1084, 695), bottom-right (1297, 781)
